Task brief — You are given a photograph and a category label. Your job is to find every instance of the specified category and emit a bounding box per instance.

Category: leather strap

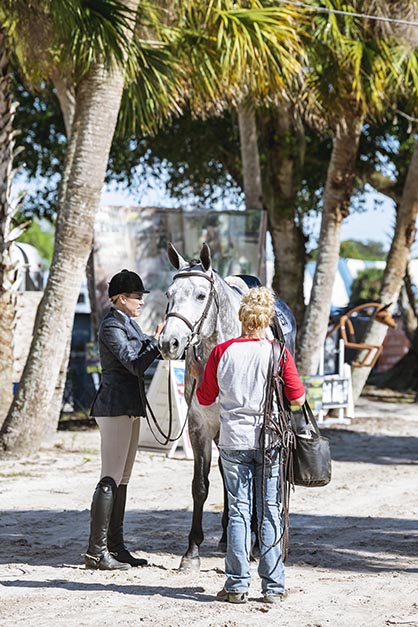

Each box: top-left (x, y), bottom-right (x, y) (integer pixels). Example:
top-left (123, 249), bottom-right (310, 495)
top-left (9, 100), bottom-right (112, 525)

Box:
top-left (300, 400), bottom-right (321, 436)
top-left (259, 339), bottom-right (295, 559)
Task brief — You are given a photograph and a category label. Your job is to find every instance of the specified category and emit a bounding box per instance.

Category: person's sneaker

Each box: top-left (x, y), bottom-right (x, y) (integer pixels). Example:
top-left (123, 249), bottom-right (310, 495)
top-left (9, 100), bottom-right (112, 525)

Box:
top-left (262, 591), bottom-right (287, 604)
top-left (216, 588), bottom-right (248, 604)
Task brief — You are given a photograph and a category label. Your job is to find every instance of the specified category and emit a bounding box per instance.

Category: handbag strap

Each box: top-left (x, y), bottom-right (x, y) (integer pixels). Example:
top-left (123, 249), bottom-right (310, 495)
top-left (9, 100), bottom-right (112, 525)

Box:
top-left (301, 400), bottom-right (322, 437)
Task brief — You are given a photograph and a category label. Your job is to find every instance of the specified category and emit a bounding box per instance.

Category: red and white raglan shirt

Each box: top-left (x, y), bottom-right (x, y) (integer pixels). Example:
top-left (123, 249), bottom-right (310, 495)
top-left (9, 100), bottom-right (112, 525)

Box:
top-left (196, 338), bottom-right (305, 450)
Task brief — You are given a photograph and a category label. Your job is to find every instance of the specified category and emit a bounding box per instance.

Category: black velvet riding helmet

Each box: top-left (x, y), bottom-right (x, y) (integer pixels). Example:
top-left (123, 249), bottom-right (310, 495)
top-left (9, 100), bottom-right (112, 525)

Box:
top-left (108, 269), bottom-right (150, 298)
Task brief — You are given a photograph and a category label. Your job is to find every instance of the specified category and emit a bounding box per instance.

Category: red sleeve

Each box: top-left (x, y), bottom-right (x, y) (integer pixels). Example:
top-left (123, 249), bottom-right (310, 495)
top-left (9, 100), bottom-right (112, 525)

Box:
top-left (196, 345), bottom-right (221, 406)
top-left (282, 348), bottom-right (305, 402)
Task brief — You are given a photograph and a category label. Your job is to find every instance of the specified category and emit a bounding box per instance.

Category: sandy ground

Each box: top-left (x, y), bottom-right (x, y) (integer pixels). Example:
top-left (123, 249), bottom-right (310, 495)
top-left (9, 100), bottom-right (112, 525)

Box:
top-left (1, 397), bottom-right (417, 627)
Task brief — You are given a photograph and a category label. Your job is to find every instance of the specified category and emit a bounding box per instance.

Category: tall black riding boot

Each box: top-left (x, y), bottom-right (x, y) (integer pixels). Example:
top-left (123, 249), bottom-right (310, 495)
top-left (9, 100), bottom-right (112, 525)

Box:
top-left (84, 476), bottom-right (131, 570)
top-left (107, 484), bottom-right (147, 567)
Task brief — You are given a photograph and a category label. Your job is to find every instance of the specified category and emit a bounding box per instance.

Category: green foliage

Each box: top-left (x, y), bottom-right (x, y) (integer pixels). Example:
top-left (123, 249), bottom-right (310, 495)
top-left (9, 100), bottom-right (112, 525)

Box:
top-left (110, 109), bottom-right (243, 208)
top-left (13, 75), bottom-right (66, 221)
top-left (357, 109), bottom-right (418, 199)
top-left (52, 0), bottom-right (137, 78)
top-left (306, 0), bottom-right (418, 125)
top-left (18, 220), bottom-right (54, 267)
top-left (350, 267), bottom-right (384, 301)
top-left (175, 0), bottom-right (306, 113)
top-left (340, 239), bottom-right (387, 260)
top-left (10, 1), bottom-right (418, 225)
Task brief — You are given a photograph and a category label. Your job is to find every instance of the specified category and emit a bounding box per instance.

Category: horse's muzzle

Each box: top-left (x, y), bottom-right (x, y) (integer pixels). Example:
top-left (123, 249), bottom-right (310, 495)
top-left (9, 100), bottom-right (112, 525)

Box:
top-left (158, 336), bottom-right (183, 360)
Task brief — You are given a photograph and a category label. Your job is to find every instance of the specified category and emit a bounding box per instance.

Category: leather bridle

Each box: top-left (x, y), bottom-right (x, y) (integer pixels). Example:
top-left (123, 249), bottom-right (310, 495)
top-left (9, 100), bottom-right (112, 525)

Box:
top-left (164, 269), bottom-right (220, 351)
top-left (146, 268), bottom-right (220, 447)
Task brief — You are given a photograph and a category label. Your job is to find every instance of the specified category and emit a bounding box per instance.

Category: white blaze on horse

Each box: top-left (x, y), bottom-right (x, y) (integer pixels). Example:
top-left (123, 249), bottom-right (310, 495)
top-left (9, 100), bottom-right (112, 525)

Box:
top-left (158, 242), bottom-right (296, 572)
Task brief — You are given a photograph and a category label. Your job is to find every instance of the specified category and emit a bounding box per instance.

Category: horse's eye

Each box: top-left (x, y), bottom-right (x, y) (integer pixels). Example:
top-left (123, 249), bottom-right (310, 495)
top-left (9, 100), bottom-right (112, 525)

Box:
top-left (196, 292), bottom-right (206, 301)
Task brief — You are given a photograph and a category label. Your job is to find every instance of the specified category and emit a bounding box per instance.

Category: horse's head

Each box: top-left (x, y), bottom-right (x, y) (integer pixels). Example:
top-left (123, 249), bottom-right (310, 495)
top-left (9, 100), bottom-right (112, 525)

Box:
top-left (158, 242), bottom-right (219, 360)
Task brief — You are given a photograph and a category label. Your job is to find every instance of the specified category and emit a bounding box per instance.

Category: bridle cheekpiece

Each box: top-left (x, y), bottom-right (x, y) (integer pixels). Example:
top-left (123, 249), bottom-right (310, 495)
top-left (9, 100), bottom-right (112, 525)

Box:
top-left (164, 268), bottom-right (219, 351)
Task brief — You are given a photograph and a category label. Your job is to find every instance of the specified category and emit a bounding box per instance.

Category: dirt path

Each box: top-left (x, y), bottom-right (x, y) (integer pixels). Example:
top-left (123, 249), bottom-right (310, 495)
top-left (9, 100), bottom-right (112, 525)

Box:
top-left (1, 398), bottom-right (417, 627)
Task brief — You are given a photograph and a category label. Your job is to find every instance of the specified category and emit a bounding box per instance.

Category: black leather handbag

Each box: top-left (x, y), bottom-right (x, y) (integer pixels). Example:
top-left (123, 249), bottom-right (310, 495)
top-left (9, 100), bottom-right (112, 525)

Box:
top-left (292, 401), bottom-right (332, 487)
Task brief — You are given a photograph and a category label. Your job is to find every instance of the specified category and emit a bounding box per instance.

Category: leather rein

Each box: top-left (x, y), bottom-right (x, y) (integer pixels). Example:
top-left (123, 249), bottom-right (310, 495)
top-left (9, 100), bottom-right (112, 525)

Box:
top-left (164, 269), bottom-right (220, 351)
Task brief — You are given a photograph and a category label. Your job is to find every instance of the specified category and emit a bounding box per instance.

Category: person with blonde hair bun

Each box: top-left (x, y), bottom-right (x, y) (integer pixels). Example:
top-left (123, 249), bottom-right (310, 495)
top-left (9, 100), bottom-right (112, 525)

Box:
top-left (192, 286), bottom-right (305, 605)
top-left (238, 286), bottom-right (276, 336)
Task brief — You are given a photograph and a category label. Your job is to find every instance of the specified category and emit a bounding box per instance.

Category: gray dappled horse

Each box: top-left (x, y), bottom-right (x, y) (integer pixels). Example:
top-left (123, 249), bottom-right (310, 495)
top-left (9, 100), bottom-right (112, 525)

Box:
top-left (158, 242), bottom-right (296, 571)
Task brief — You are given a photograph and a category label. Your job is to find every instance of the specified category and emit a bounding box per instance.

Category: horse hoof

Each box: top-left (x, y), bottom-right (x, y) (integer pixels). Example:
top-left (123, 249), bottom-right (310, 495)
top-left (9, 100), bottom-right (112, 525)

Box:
top-left (217, 540), bottom-right (227, 554)
top-left (179, 556), bottom-right (201, 572)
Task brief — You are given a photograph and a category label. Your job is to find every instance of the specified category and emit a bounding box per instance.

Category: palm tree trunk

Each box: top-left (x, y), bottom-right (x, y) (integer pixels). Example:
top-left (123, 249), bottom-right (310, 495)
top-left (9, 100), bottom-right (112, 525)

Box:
top-left (237, 97), bottom-right (266, 282)
top-left (0, 34), bottom-right (23, 426)
top-left (51, 71), bottom-right (76, 138)
top-left (259, 102), bottom-right (306, 331)
top-left (351, 138), bottom-right (418, 401)
top-left (45, 75), bottom-right (80, 436)
top-left (45, 334), bottom-right (72, 438)
top-left (297, 111), bottom-right (363, 375)
top-left (237, 97), bottom-right (263, 211)
top-left (0, 2), bottom-right (139, 456)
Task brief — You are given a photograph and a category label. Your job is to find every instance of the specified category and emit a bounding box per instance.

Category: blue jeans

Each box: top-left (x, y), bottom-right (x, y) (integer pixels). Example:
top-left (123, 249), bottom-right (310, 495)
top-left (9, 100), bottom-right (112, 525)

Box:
top-left (220, 447), bottom-right (285, 595)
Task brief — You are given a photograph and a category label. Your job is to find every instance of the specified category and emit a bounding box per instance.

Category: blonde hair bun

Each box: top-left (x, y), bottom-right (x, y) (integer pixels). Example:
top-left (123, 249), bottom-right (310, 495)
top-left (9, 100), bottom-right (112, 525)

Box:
top-left (238, 287), bottom-right (275, 333)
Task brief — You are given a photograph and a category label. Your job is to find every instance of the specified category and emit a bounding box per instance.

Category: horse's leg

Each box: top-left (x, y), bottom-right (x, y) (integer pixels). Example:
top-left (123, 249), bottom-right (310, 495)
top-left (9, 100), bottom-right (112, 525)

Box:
top-left (179, 434), bottom-right (212, 572)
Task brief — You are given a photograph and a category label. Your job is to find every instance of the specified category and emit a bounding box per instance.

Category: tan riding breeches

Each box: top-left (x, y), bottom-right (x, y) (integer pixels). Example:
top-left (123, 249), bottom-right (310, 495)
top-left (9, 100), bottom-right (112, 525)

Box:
top-left (95, 415), bottom-right (142, 486)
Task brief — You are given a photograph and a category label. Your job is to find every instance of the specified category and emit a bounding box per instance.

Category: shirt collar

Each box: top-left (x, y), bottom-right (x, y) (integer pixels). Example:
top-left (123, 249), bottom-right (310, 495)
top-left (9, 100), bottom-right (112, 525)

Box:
top-left (111, 306), bottom-right (131, 323)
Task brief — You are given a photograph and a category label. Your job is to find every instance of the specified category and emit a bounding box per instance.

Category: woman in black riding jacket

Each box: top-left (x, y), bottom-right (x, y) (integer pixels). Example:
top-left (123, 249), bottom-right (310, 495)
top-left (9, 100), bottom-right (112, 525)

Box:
top-left (84, 269), bottom-right (164, 571)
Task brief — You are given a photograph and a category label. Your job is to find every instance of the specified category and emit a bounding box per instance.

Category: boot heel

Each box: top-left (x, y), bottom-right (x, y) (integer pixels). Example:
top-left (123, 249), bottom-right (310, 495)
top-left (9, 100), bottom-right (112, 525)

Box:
top-left (84, 551), bottom-right (131, 570)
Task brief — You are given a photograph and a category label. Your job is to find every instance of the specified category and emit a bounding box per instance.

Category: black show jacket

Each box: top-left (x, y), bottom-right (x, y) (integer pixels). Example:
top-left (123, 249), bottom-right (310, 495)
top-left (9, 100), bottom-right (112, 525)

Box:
top-left (90, 307), bottom-right (160, 417)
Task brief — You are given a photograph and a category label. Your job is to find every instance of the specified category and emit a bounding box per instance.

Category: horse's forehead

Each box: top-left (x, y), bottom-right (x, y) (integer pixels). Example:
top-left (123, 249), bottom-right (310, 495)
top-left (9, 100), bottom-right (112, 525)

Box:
top-left (168, 270), bottom-right (211, 299)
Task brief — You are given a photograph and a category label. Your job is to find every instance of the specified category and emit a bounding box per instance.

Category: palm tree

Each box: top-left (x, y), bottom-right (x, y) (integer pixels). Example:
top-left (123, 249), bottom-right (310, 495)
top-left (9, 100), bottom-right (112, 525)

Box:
top-left (0, 0), bottom-right (143, 454)
top-left (0, 31), bottom-right (27, 422)
top-left (351, 137), bottom-right (418, 400)
top-left (258, 100), bottom-right (307, 329)
top-left (0, 0), bottom-right (307, 455)
top-left (176, 0), bottom-right (307, 291)
top-left (349, 0), bottom-right (418, 400)
top-left (296, 0), bottom-right (418, 376)
top-left (0, 0), bottom-right (142, 429)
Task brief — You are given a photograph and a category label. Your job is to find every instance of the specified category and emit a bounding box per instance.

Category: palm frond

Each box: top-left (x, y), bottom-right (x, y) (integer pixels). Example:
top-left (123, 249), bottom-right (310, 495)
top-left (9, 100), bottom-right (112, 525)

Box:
top-left (176, 1), bottom-right (307, 113)
top-left (51, 0), bottom-right (137, 78)
top-left (118, 38), bottom-right (186, 136)
top-left (305, 0), bottom-right (418, 127)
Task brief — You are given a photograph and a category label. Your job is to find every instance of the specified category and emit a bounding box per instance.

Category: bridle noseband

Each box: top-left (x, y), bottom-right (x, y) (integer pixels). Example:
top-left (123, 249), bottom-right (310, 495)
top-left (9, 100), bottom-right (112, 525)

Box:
top-left (164, 269), bottom-right (220, 351)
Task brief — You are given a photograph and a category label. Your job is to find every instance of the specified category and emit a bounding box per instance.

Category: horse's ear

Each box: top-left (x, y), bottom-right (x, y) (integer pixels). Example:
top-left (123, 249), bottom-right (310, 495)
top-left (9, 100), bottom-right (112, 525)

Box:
top-left (167, 242), bottom-right (188, 270)
top-left (200, 242), bottom-right (212, 272)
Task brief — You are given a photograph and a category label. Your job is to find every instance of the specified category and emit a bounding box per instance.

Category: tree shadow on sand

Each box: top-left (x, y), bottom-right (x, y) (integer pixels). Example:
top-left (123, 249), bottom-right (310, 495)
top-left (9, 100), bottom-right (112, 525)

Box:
top-left (1, 426), bottom-right (417, 578)
top-left (1, 507), bottom-right (417, 574)
top-left (0, 578), bottom-right (214, 601)
top-left (322, 427), bottom-right (418, 465)
top-left (288, 513), bottom-right (418, 573)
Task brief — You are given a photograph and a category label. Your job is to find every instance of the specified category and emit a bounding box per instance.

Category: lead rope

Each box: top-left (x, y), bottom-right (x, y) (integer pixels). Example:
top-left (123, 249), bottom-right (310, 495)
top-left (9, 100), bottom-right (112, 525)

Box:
top-left (144, 270), bottom-right (216, 446)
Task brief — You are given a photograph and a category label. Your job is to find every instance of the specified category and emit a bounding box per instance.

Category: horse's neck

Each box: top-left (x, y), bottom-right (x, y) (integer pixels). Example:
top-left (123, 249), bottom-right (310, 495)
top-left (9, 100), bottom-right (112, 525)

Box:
top-left (213, 276), bottom-right (241, 343)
